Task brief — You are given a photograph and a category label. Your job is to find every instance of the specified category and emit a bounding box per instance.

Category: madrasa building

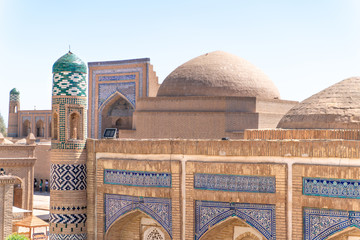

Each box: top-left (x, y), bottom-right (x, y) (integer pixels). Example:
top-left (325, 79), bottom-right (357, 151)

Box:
top-left (29, 50), bottom-right (360, 240)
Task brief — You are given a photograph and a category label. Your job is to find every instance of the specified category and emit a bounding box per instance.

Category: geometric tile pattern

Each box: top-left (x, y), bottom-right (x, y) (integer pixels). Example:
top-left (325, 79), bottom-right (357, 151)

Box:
top-left (53, 72), bottom-right (87, 97)
top-left (50, 213), bottom-right (87, 224)
top-left (90, 66), bottom-right (144, 138)
top-left (50, 164), bottom-right (86, 191)
top-left (49, 233), bottom-right (87, 240)
top-left (303, 208), bottom-right (360, 240)
top-left (194, 173), bottom-right (276, 193)
top-left (99, 74), bottom-right (136, 81)
top-left (10, 94), bottom-right (20, 102)
top-left (104, 169), bottom-right (171, 188)
top-left (195, 200), bottom-right (276, 240)
top-left (98, 82), bottom-right (136, 108)
top-left (51, 206), bottom-right (87, 211)
top-left (105, 194), bottom-right (172, 238)
top-left (303, 177), bottom-right (360, 199)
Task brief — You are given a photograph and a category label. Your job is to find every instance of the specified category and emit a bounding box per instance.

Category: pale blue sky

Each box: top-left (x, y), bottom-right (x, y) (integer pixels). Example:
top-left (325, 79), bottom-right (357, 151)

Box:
top-left (0, 0), bottom-right (360, 124)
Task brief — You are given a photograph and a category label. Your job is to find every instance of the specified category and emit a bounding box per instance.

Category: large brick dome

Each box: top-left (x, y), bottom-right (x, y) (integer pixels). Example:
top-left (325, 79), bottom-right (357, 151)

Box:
top-left (157, 51), bottom-right (280, 99)
top-left (277, 77), bottom-right (360, 129)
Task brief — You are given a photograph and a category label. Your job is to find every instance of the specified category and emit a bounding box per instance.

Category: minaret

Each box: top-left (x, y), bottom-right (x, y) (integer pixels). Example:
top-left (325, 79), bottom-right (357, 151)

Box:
top-left (50, 51), bottom-right (88, 240)
top-left (8, 88), bottom-right (20, 137)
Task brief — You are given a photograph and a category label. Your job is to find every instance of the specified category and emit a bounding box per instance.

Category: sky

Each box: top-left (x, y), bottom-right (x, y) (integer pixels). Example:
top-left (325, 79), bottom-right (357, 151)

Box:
top-left (0, 0), bottom-right (360, 125)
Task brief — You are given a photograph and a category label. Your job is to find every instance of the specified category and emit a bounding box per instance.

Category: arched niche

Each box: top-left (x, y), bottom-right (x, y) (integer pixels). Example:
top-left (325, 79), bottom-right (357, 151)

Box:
top-left (52, 113), bottom-right (58, 140)
top-left (200, 217), bottom-right (265, 240)
top-left (69, 112), bottom-right (82, 140)
top-left (36, 119), bottom-right (44, 138)
top-left (105, 210), bottom-right (171, 240)
top-left (22, 120), bottom-right (31, 137)
top-left (13, 177), bottom-right (23, 209)
top-left (100, 93), bottom-right (134, 137)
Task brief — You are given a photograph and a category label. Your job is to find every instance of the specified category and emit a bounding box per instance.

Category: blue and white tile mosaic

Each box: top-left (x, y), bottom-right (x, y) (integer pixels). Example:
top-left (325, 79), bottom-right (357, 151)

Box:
top-left (104, 169), bottom-right (171, 188)
top-left (90, 67), bottom-right (144, 138)
top-left (194, 173), bottom-right (276, 193)
top-left (98, 82), bottom-right (136, 109)
top-left (52, 72), bottom-right (87, 97)
top-left (304, 207), bottom-right (360, 240)
top-left (50, 164), bottom-right (86, 191)
top-left (195, 200), bottom-right (275, 240)
top-left (50, 213), bottom-right (87, 224)
top-left (303, 177), bottom-right (360, 199)
top-left (49, 233), bottom-right (87, 240)
top-left (99, 74), bottom-right (136, 81)
top-left (105, 194), bottom-right (172, 237)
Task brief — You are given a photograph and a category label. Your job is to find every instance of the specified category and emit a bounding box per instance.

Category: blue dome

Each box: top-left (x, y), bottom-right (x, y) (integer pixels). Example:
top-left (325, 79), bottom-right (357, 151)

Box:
top-left (52, 51), bottom-right (87, 73)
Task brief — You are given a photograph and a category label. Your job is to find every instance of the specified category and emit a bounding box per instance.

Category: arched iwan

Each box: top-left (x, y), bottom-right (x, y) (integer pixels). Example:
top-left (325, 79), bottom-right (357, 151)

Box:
top-left (195, 200), bottom-right (276, 240)
top-left (104, 194), bottom-right (172, 238)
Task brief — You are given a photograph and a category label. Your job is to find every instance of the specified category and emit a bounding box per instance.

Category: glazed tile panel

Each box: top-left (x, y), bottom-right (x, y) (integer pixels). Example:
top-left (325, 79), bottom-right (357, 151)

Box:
top-left (303, 177), bottom-right (360, 199)
top-left (50, 164), bottom-right (87, 191)
top-left (304, 208), bottom-right (360, 240)
top-left (105, 194), bottom-right (172, 237)
top-left (104, 169), bottom-right (171, 188)
top-left (194, 173), bottom-right (276, 193)
top-left (195, 200), bottom-right (276, 240)
top-left (53, 72), bottom-right (87, 97)
top-left (49, 233), bottom-right (87, 240)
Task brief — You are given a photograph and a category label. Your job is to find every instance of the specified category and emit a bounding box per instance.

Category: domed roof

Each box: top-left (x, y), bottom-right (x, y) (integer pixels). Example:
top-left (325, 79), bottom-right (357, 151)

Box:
top-left (157, 51), bottom-right (280, 99)
top-left (52, 51), bottom-right (87, 73)
top-left (277, 77), bottom-right (360, 129)
top-left (10, 88), bottom-right (19, 95)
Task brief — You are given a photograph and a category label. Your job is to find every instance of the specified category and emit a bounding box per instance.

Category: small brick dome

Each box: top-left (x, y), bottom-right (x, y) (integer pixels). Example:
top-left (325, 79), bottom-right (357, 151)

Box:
top-left (157, 51), bottom-right (280, 99)
top-left (52, 51), bottom-right (87, 74)
top-left (10, 88), bottom-right (20, 95)
top-left (277, 77), bottom-right (360, 129)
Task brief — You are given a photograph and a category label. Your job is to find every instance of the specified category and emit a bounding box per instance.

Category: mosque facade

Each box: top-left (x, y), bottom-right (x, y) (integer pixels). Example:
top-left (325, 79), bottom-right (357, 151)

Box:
top-left (5, 50), bottom-right (360, 240)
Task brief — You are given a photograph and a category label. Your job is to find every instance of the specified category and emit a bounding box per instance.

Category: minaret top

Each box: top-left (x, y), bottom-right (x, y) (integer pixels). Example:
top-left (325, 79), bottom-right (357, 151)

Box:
top-left (52, 51), bottom-right (87, 74)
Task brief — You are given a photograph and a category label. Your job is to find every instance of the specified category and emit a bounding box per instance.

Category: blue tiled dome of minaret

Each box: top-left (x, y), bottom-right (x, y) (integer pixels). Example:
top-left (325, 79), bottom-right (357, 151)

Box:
top-left (52, 52), bottom-right (87, 97)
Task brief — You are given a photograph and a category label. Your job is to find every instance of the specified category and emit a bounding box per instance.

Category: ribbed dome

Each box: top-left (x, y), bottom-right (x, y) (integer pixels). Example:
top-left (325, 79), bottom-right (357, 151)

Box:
top-left (157, 51), bottom-right (280, 99)
top-left (52, 51), bottom-right (87, 73)
top-left (277, 77), bottom-right (360, 129)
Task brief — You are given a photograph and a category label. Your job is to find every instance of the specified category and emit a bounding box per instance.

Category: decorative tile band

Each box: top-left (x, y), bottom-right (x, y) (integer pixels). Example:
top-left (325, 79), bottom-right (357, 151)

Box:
top-left (99, 74), bottom-right (136, 81)
top-left (51, 206), bottom-right (87, 211)
top-left (49, 233), bottom-right (87, 240)
top-left (195, 200), bottom-right (276, 240)
top-left (105, 194), bottom-right (172, 237)
top-left (50, 164), bottom-right (86, 191)
top-left (53, 72), bottom-right (87, 97)
top-left (194, 173), bottom-right (276, 193)
top-left (104, 169), bottom-right (171, 188)
top-left (304, 208), bottom-right (360, 240)
top-left (51, 142), bottom-right (86, 150)
top-left (303, 177), bottom-right (360, 199)
top-left (50, 213), bottom-right (87, 224)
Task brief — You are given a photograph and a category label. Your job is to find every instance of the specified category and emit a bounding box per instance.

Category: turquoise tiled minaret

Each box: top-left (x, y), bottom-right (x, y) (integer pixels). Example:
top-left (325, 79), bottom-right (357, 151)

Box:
top-left (50, 51), bottom-right (88, 240)
top-left (8, 88), bottom-right (20, 137)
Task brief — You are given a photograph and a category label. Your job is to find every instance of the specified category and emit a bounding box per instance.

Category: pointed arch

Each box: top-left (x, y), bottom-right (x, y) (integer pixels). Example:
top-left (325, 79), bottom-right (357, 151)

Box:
top-left (105, 210), bottom-right (170, 240)
top-left (36, 119), bottom-right (44, 137)
top-left (22, 119), bottom-right (31, 137)
top-left (99, 91), bottom-right (135, 138)
top-left (69, 112), bottom-right (81, 140)
top-left (105, 194), bottom-right (172, 238)
top-left (200, 216), bottom-right (264, 240)
top-left (195, 201), bottom-right (275, 240)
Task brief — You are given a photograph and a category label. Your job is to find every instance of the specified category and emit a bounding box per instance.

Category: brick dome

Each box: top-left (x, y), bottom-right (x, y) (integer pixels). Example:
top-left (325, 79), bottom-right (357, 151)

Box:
top-left (277, 77), bottom-right (360, 129)
top-left (157, 51), bottom-right (280, 99)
